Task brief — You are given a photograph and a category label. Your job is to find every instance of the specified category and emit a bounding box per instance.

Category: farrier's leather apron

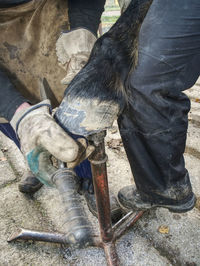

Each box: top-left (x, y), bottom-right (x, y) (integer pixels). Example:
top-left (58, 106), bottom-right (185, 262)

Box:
top-left (0, 0), bottom-right (69, 109)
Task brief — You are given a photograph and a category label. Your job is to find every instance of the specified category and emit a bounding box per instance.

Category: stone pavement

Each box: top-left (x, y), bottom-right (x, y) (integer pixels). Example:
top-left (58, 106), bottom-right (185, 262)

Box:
top-left (0, 81), bottom-right (200, 266)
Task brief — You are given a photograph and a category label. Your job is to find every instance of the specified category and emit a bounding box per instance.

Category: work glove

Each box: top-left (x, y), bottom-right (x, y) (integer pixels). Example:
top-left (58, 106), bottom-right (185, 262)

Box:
top-left (10, 100), bottom-right (94, 185)
top-left (56, 28), bottom-right (96, 85)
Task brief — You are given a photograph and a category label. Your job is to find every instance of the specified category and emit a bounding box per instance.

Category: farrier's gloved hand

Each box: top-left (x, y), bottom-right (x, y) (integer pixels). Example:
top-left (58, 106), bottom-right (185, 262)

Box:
top-left (10, 100), bottom-right (94, 185)
top-left (56, 28), bottom-right (96, 85)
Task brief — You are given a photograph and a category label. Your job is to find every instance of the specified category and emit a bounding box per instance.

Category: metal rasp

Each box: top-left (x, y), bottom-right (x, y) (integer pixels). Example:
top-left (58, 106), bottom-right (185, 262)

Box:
top-left (39, 77), bottom-right (59, 107)
top-left (26, 78), bottom-right (94, 246)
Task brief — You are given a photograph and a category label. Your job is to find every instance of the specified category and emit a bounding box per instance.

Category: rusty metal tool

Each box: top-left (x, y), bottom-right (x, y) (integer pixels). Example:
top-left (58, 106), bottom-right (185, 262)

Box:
top-left (9, 165), bottom-right (94, 247)
top-left (88, 131), bottom-right (144, 265)
top-left (39, 77), bottom-right (59, 107)
top-left (8, 130), bottom-right (144, 265)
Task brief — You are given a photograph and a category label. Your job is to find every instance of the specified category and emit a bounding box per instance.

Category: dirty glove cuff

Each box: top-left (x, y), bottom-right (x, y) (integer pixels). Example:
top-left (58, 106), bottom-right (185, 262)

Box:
top-left (10, 100), bottom-right (51, 134)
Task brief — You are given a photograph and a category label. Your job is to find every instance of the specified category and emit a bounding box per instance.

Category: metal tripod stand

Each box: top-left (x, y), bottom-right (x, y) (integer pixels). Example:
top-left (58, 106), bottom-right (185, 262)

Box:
top-left (8, 131), bottom-right (144, 266)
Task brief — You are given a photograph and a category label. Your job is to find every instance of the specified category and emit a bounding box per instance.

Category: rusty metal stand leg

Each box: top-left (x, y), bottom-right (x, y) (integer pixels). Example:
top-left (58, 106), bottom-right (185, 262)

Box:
top-left (8, 131), bottom-right (144, 266)
top-left (88, 131), bottom-right (120, 266)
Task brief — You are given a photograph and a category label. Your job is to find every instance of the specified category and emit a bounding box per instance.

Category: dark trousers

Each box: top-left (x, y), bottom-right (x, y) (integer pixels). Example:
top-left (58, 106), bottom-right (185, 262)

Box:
top-left (0, 123), bottom-right (20, 148)
top-left (118, 0), bottom-right (200, 204)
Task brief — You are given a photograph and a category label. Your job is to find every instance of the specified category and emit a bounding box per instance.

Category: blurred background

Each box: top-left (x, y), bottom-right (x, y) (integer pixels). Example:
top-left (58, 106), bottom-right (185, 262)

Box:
top-left (101, 0), bottom-right (120, 33)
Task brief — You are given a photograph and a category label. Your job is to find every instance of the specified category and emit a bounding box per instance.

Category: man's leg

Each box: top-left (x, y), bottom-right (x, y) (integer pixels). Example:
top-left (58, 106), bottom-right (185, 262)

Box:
top-left (0, 122), bottom-right (43, 193)
top-left (0, 123), bottom-right (20, 148)
top-left (0, 69), bottom-right (43, 193)
top-left (118, 0), bottom-right (200, 212)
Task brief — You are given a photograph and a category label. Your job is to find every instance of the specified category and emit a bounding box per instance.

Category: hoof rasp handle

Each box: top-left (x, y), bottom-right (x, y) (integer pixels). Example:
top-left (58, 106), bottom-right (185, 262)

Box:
top-left (52, 168), bottom-right (93, 248)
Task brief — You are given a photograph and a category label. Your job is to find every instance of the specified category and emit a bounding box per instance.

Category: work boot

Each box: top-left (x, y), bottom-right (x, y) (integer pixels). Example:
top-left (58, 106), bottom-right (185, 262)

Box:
top-left (81, 179), bottom-right (123, 223)
top-left (118, 185), bottom-right (196, 213)
top-left (18, 171), bottom-right (43, 194)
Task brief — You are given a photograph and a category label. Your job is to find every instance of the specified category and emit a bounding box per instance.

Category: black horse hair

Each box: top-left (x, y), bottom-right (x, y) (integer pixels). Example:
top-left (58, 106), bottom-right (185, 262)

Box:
top-left (64, 0), bottom-right (153, 111)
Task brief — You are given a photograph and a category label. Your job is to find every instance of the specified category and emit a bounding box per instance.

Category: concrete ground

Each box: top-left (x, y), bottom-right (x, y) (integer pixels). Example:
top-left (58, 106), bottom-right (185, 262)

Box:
top-left (0, 81), bottom-right (200, 265)
top-left (1, 2), bottom-right (200, 264)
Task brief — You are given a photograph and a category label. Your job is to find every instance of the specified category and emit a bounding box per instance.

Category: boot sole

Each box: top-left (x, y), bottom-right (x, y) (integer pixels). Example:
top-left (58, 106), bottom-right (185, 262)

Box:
top-left (118, 193), bottom-right (196, 213)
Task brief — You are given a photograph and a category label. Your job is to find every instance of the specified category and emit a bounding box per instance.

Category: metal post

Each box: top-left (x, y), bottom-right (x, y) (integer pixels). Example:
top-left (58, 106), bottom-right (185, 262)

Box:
top-left (88, 131), bottom-right (120, 266)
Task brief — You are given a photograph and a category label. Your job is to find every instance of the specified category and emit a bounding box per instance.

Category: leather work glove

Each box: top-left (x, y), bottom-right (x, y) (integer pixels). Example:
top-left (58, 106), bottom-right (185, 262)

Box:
top-left (56, 28), bottom-right (96, 85)
top-left (10, 100), bottom-right (94, 185)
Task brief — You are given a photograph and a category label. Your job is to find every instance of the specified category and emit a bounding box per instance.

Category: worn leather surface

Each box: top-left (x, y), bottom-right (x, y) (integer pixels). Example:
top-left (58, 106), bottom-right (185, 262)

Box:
top-left (56, 29), bottom-right (96, 85)
top-left (0, 0), bottom-right (69, 107)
